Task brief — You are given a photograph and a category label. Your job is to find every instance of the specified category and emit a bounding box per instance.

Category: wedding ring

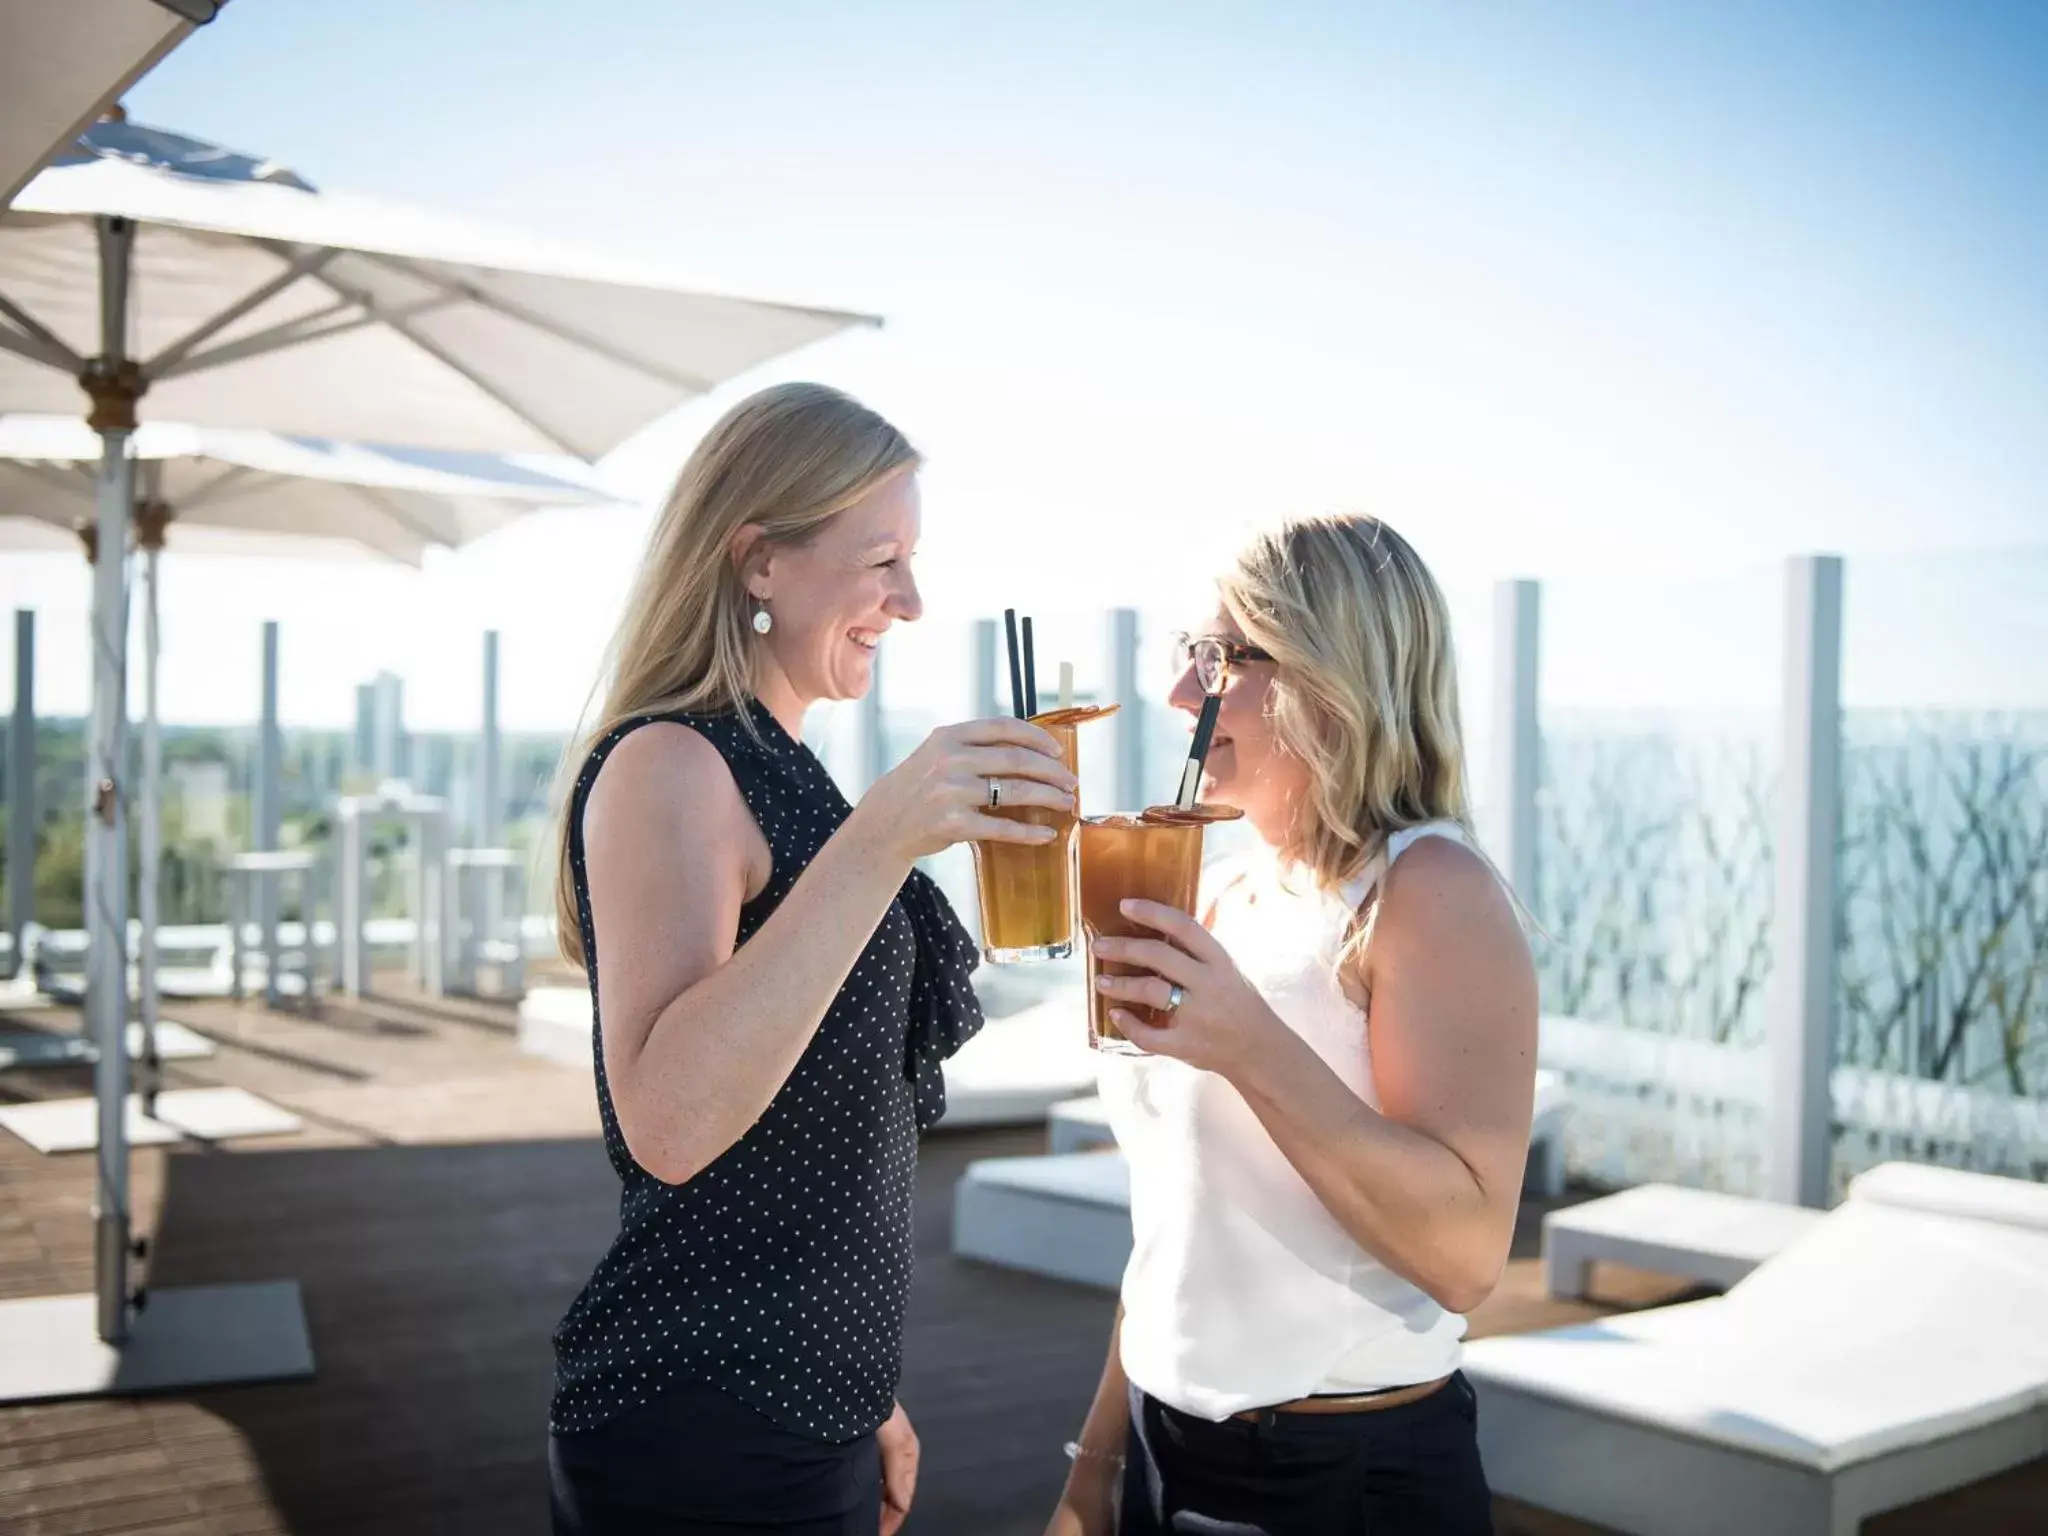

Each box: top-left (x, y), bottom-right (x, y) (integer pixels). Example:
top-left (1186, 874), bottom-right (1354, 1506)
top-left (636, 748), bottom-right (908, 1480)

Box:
top-left (987, 777), bottom-right (1001, 809)
top-left (1163, 983), bottom-right (1186, 1015)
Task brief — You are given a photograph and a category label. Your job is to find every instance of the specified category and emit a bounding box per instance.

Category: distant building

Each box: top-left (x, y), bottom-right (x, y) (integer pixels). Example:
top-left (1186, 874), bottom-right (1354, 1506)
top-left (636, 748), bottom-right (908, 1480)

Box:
top-left (353, 672), bottom-right (408, 783)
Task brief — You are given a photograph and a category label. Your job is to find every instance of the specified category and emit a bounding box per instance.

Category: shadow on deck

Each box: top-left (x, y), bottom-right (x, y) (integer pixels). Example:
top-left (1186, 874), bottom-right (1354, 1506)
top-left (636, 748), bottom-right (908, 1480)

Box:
top-left (1, 987), bottom-right (2041, 1534)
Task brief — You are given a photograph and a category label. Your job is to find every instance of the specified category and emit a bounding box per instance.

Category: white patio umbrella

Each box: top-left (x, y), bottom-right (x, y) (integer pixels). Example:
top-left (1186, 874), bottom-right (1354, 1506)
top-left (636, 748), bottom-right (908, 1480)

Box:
top-left (0, 114), bottom-right (876, 1383)
top-left (3, 118), bottom-right (875, 453)
top-left (0, 3), bottom-right (218, 211)
top-left (0, 412), bottom-right (617, 1089)
top-left (0, 415), bottom-right (608, 563)
top-left (0, 514), bottom-right (79, 553)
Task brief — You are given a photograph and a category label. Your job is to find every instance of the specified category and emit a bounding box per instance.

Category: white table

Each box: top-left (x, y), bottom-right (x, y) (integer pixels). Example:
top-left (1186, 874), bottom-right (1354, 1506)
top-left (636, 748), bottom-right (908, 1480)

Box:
top-left (334, 789), bottom-right (449, 997)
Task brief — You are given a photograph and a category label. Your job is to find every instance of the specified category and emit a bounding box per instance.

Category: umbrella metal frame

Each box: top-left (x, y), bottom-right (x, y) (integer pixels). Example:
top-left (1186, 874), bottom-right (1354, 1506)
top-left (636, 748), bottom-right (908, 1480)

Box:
top-left (0, 215), bottom-right (316, 1404)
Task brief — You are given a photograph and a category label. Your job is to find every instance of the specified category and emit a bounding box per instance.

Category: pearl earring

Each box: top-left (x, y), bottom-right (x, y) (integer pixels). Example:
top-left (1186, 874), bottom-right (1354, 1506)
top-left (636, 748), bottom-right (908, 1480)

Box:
top-left (752, 605), bottom-right (773, 635)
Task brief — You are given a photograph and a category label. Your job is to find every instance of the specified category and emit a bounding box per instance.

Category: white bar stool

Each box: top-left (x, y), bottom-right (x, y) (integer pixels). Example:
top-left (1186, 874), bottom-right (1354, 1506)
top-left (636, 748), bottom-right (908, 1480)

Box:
top-left (223, 849), bottom-right (320, 1007)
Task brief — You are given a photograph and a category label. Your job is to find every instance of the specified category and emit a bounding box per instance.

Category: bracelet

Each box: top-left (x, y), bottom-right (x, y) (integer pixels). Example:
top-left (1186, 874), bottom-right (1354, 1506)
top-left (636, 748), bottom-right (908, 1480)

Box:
top-left (1063, 1440), bottom-right (1127, 1470)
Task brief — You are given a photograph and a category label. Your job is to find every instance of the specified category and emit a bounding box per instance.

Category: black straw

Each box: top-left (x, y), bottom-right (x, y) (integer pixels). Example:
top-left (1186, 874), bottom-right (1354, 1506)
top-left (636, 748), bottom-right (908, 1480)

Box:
top-left (1002, 609), bottom-right (1026, 720)
top-left (1175, 694), bottom-right (1222, 810)
top-left (1021, 617), bottom-right (1039, 718)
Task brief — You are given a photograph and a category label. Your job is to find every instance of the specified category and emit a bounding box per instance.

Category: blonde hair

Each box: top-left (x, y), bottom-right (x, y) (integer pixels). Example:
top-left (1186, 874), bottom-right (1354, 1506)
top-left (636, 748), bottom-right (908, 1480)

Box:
top-left (1217, 514), bottom-right (1474, 962)
top-left (550, 382), bottom-right (919, 968)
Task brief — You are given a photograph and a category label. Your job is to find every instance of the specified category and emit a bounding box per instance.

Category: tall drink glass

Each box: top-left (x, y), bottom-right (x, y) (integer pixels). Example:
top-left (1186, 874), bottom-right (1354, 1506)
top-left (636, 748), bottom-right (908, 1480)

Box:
top-left (1078, 804), bottom-right (1243, 1054)
top-left (970, 705), bottom-right (1116, 963)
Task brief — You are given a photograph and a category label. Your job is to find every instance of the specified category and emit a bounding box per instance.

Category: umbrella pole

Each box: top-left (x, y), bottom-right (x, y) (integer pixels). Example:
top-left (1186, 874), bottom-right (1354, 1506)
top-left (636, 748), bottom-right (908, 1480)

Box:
top-left (136, 507), bottom-right (168, 1116)
top-left (85, 214), bottom-right (141, 1346)
top-left (0, 205), bottom-right (317, 1407)
top-left (5, 612), bottom-right (33, 981)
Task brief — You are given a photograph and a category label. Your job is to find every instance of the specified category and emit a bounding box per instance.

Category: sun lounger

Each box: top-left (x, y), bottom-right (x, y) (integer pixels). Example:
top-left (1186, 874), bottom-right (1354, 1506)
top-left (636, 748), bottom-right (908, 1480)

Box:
top-left (958, 1067), bottom-right (1576, 1288)
top-left (1542, 1158), bottom-right (2048, 1303)
top-left (1470, 1177), bottom-right (2048, 1535)
top-left (1846, 1158), bottom-right (2048, 1232)
top-left (1542, 1182), bottom-right (1828, 1300)
top-left (951, 1149), bottom-right (1130, 1289)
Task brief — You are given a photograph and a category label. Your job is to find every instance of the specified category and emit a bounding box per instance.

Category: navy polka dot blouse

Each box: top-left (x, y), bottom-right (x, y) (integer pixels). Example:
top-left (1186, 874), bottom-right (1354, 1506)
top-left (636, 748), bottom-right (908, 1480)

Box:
top-left (549, 700), bottom-right (985, 1442)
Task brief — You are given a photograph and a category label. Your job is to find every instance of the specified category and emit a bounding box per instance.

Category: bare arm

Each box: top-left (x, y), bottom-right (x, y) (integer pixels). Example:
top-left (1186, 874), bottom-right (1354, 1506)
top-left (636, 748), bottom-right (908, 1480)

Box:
top-left (1045, 1307), bottom-right (1129, 1536)
top-left (584, 722), bottom-right (901, 1184)
top-left (1096, 837), bottom-right (1537, 1314)
top-left (1227, 839), bottom-right (1538, 1313)
top-left (585, 717), bottom-right (1076, 1185)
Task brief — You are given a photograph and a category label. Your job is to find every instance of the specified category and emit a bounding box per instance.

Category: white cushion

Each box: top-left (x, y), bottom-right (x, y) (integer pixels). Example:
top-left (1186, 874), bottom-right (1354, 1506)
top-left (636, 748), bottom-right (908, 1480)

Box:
top-left (1848, 1160), bottom-right (2048, 1233)
top-left (960, 1149), bottom-right (1131, 1208)
top-left (1468, 1200), bottom-right (2048, 1473)
top-left (1721, 1199), bottom-right (2048, 1343)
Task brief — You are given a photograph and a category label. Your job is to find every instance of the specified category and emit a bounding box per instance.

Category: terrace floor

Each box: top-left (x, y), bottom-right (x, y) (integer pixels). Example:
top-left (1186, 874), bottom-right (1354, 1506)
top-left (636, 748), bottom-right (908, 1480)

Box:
top-left (1, 980), bottom-right (2041, 1534)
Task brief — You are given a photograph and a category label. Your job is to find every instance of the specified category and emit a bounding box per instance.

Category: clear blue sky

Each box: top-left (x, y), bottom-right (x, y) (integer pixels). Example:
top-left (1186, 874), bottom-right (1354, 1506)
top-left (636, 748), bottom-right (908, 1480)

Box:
top-left (4, 0), bottom-right (2044, 729)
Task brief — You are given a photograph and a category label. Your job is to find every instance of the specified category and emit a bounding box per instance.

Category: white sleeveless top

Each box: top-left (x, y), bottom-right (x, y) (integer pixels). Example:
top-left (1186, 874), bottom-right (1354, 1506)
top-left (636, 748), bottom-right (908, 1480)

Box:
top-left (1096, 821), bottom-right (1472, 1421)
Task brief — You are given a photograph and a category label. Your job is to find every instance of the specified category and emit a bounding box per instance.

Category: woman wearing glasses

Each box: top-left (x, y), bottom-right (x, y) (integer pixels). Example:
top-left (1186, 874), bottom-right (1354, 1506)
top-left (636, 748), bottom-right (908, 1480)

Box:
top-left (1047, 514), bottom-right (1536, 1536)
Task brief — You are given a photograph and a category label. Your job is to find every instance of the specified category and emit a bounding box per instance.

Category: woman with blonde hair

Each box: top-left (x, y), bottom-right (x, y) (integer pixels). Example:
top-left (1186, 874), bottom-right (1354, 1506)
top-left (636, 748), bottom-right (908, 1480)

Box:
top-left (545, 381), bottom-right (1076, 1535)
top-left (1048, 514), bottom-right (1535, 1536)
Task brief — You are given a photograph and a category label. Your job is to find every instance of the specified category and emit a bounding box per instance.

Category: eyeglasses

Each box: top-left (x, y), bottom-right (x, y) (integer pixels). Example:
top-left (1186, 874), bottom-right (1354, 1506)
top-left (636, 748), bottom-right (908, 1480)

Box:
top-left (1171, 631), bottom-right (1275, 695)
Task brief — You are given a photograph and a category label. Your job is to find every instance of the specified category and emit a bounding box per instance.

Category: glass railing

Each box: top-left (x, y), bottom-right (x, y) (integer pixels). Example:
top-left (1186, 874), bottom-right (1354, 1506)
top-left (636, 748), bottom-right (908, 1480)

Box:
top-left (1834, 547), bottom-right (2048, 1187)
top-left (1533, 563), bottom-right (1783, 1192)
top-left (11, 548), bottom-right (2039, 1203)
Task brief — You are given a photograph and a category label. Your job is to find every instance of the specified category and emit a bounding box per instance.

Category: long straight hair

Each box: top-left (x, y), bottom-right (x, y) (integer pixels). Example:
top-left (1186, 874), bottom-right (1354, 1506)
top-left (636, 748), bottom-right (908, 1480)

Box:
top-left (549, 383), bottom-right (919, 968)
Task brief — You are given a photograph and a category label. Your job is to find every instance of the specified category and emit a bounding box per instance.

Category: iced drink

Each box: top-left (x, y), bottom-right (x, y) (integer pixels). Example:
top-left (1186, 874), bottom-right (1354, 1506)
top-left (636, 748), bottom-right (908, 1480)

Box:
top-left (1078, 804), bottom-right (1243, 1053)
top-left (971, 704), bottom-right (1117, 963)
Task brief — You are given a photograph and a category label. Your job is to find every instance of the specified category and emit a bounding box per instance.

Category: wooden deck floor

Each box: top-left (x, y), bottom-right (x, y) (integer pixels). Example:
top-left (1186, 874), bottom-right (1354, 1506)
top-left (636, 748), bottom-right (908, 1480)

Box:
top-left (2, 985), bottom-right (2042, 1534)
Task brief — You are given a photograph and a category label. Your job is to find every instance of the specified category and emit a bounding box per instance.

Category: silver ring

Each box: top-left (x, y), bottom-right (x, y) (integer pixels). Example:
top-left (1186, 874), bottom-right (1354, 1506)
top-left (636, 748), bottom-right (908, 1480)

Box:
top-left (987, 777), bottom-right (1001, 810)
top-left (1163, 983), bottom-right (1186, 1015)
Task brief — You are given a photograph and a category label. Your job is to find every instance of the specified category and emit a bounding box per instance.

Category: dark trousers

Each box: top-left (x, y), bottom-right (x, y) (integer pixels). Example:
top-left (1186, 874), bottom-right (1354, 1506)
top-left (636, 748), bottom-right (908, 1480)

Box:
top-left (1120, 1374), bottom-right (1495, 1536)
top-left (548, 1380), bottom-right (880, 1535)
